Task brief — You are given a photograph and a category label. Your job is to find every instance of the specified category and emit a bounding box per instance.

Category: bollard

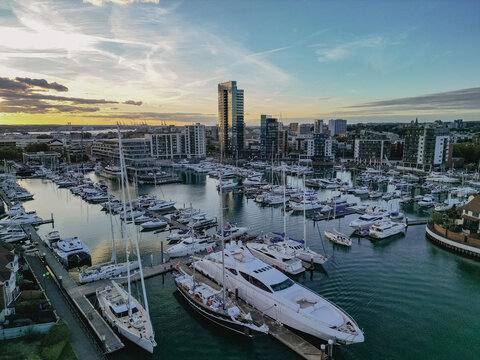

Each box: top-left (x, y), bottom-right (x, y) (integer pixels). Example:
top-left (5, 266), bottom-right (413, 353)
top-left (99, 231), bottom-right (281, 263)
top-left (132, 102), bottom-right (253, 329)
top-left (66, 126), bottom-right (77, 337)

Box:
top-left (151, 253), bottom-right (154, 267)
top-left (320, 344), bottom-right (326, 360)
top-left (58, 275), bottom-right (62, 288)
top-left (101, 335), bottom-right (106, 350)
top-left (161, 241), bottom-right (164, 264)
top-left (327, 339), bottom-right (333, 356)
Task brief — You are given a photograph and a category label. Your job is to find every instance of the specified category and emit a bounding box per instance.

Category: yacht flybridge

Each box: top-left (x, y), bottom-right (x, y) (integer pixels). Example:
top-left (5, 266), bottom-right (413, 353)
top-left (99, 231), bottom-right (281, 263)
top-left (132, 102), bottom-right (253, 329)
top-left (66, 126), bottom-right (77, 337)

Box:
top-left (194, 241), bottom-right (364, 345)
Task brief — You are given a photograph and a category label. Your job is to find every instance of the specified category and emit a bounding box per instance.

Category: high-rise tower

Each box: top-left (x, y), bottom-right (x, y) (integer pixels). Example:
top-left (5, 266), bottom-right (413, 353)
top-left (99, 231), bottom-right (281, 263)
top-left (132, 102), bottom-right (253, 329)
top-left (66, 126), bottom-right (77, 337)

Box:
top-left (218, 81), bottom-right (244, 157)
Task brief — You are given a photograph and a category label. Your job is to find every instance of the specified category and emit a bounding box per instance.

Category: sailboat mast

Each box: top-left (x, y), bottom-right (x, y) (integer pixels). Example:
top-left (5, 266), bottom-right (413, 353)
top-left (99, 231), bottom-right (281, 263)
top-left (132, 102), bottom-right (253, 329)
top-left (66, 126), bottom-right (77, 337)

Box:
top-left (121, 144), bottom-right (152, 327)
top-left (107, 189), bottom-right (117, 264)
top-left (117, 128), bottom-right (132, 317)
top-left (283, 167), bottom-right (287, 239)
top-left (303, 174), bottom-right (307, 249)
top-left (219, 174), bottom-right (226, 308)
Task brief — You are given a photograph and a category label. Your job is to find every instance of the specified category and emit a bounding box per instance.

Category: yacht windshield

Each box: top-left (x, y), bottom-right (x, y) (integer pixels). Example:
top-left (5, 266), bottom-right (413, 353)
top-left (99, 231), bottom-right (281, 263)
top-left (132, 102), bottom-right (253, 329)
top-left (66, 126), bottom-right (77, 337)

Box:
top-left (270, 278), bottom-right (294, 292)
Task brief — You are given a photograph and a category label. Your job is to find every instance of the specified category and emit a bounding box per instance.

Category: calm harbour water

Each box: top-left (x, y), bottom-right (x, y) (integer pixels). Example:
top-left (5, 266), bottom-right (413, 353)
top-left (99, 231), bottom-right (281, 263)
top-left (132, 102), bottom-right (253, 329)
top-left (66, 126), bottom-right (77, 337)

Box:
top-left (18, 171), bottom-right (480, 360)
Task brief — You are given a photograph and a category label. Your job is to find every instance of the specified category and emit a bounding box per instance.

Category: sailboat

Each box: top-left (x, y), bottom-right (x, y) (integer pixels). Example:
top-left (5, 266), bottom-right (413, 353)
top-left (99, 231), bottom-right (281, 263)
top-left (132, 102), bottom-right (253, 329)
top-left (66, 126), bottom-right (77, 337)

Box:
top-left (174, 174), bottom-right (268, 336)
top-left (96, 128), bottom-right (156, 353)
top-left (79, 191), bottom-right (139, 284)
top-left (324, 194), bottom-right (352, 247)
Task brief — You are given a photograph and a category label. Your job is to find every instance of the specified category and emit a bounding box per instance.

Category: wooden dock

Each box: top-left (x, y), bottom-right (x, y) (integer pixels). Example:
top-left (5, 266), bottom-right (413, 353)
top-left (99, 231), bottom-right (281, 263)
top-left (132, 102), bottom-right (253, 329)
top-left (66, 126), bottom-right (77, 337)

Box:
top-left (178, 263), bottom-right (327, 360)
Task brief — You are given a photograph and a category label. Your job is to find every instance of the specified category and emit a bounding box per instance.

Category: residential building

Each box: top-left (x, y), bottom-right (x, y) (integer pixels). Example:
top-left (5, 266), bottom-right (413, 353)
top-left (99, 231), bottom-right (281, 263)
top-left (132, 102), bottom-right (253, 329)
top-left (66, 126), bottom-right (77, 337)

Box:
top-left (0, 247), bottom-right (19, 318)
top-left (354, 134), bottom-right (391, 164)
top-left (460, 195), bottom-right (480, 234)
top-left (328, 119), bottom-right (347, 136)
top-left (91, 138), bottom-right (153, 166)
top-left (260, 115), bottom-right (279, 159)
top-left (403, 122), bottom-right (451, 170)
top-left (218, 81), bottom-right (244, 157)
top-left (146, 132), bottom-right (183, 160)
top-left (184, 123), bottom-right (206, 159)
top-left (314, 119), bottom-right (324, 134)
top-left (23, 151), bottom-right (61, 169)
top-left (278, 130), bottom-right (289, 157)
top-left (313, 133), bottom-right (336, 161)
top-left (299, 123), bottom-right (313, 135)
top-left (289, 123), bottom-right (299, 135)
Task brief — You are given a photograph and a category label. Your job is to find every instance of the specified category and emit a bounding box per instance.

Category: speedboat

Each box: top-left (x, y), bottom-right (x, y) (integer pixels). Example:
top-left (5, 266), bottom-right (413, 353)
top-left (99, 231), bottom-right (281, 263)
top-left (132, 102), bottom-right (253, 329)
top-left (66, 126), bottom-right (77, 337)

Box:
top-left (369, 221), bottom-right (406, 239)
top-left (44, 231), bottom-right (61, 248)
top-left (215, 223), bottom-right (248, 241)
top-left (194, 241), bottom-right (364, 345)
top-left (0, 214), bottom-right (44, 227)
top-left (324, 229), bottom-right (352, 247)
top-left (418, 196), bottom-right (434, 207)
top-left (266, 235), bottom-right (328, 265)
top-left (54, 237), bottom-right (91, 267)
top-left (97, 281), bottom-right (156, 353)
top-left (166, 236), bottom-right (215, 258)
top-left (174, 268), bottom-right (268, 336)
top-left (289, 200), bottom-right (323, 211)
top-left (246, 242), bottom-right (305, 275)
top-left (148, 200), bottom-right (176, 212)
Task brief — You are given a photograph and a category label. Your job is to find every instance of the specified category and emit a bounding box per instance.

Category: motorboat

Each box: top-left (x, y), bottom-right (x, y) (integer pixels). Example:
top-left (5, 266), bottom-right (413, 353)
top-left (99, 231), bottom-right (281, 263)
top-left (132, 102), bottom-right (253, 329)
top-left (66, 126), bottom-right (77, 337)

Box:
top-left (166, 236), bottom-right (215, 258)
top-left (79, 261), bottom-right (139, 283)
top-left (418, 196), bottom-right (435, 207)
top-left (266, 235), bottom-right (328, 265)
top-left (54, 237), bottom-right (91, 267)
top-left (215, 223), bottom-right (248, 241)
top-left (0, 213), bottom-right (44, 226)
top-left (140, 218), bottom-right (168, 229)
top-left (148, 200), bottom-right (176, 212)
top-left (324, 229), bottom-right (352, 247)
top-left (134, 214), bottom-right (154, 224)
top-left (43, 231), bottom-right (61, 248)
top-left (289, 200), bottom-right (323, 211)
top-left (174, 268), bottom-right (268, 336)
top-left (246, 242), bottom-right (305, 275)
top-left (97, 281), bottom-right (156, 353)
top-left (120, 210), bottom-right (144, 221)
top-left (369, 221), bottom-right (406, 239)
top-left (217, 181), bottom-right (238, 191)
top-left (349, 214), bottom-right (386, 230)
top-left (194, 241), bottom-right (364, 345)
top-left (167, 228), bottom-right (193, 241)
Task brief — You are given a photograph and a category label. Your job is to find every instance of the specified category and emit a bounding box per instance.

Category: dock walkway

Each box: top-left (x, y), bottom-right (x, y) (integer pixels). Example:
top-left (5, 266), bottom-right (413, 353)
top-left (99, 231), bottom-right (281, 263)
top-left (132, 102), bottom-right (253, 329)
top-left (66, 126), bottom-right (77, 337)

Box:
top-left (22, 224), bottom-right (125, 354)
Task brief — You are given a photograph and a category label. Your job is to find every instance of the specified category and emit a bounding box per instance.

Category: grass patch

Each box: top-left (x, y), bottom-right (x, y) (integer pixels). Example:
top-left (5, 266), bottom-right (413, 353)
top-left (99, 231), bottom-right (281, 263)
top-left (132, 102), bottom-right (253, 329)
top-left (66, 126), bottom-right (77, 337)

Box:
top-left (40, 340), bottom-right (67, 360)
top-left (59, 342), bottom-right (77, 360)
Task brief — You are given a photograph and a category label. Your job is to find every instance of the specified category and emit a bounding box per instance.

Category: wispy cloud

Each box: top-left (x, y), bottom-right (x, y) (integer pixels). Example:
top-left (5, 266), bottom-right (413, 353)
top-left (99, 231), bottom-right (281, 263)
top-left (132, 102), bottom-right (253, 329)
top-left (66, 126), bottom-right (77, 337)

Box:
top-left (83, 0), bottom-right (159, 6)
top-left (315, 36), bottom-right (386, 62)
top-left (348, 88), bottom-right (480, 112)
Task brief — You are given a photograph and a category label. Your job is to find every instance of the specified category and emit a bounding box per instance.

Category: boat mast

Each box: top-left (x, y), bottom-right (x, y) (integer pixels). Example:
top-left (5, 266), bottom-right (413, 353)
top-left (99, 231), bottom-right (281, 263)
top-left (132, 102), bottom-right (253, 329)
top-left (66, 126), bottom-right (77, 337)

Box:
top-left (121, 138), bottom-right (152, 329)
top-left (219, 173), bottom-right (226, 308)
top-left (283, 167), bottom-right (287, 239)
top-left (107, 189), bottom-right (117, 264)
top-left (303, 174), bottom-right (307, 249)
top-left (117, 127), bottom-right (132, 317)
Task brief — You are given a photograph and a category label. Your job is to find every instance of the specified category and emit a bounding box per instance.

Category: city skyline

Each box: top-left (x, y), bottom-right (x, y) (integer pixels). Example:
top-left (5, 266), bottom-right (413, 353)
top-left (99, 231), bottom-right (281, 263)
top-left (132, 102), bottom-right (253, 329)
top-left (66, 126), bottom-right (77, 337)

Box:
top-left (1, 0), bottom-right (479, 125)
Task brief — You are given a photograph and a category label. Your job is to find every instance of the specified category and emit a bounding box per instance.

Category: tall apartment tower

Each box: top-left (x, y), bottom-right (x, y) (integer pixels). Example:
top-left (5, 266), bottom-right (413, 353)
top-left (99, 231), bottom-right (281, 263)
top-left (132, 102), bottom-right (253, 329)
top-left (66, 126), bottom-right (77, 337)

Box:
top-left (314, 119), bottom-right (324, 134)
top-left (328, 119), bottom-right (347, 136)
top-left (260, 115), bottom-right (279, 159)
top-left (218, 81), bottom-right (244, 157)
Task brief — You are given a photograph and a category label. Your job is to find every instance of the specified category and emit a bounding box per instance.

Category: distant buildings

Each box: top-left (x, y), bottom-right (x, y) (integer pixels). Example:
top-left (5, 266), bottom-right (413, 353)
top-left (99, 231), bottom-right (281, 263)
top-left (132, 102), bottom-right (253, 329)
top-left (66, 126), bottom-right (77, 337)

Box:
top-left (313, 119), bottom-right (324, 134)
top-left (328, 119), bottom-right (347, 136)
top-left (92, 123), bottom-right (206, 165)
top-left (289, 123), bottom-right (299, 135)
top-left (354, 134), bottom-right (391, 164)
top-left (218, 81), bottom-right (244, 157)
top-left (299, 123), bottom-right (313, 135)
top-left (260, 115), bottom-right (279, 159)
top-left (402, 121), bottom-right (451, 170)
top-left (313, 133), bottom-right (336, 161)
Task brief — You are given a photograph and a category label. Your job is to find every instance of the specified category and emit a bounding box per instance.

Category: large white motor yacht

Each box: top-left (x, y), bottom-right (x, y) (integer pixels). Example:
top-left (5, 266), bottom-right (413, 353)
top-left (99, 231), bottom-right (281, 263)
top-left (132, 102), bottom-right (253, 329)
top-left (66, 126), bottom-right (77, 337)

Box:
top-left (246, 242), bottom-right (305, 275)
top-left (349, 214), bottom-right (386, 230)
top-left (54, 237), bottom-right (91, 267)
top-left (166, 236), bottom-right (215, 258)
top-left (195, 241), bottom-right (364, 345)
top-left (369, 221), bottom-right (406, 239)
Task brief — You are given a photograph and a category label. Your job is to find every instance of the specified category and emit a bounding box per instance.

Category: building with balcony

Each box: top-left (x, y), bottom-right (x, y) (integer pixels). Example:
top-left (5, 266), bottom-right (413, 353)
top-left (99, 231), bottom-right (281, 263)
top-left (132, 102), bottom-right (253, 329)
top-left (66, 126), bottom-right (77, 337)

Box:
top-left (218, 81), bottom-right (244, 157)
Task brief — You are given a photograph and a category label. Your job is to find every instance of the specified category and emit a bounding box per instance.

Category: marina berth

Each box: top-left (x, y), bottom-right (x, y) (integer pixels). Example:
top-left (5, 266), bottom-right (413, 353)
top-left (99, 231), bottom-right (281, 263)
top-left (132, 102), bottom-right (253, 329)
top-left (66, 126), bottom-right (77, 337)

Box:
top-left (194, 241), bottom-right (364, 345)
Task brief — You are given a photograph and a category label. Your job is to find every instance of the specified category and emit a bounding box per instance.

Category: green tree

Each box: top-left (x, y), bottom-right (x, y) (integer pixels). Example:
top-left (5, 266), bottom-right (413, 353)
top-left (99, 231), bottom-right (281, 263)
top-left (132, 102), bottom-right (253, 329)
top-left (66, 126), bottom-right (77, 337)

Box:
top-left (0, 146), bottom-right (23, 161)
top-left (25, 142), bottom-right (48, 153)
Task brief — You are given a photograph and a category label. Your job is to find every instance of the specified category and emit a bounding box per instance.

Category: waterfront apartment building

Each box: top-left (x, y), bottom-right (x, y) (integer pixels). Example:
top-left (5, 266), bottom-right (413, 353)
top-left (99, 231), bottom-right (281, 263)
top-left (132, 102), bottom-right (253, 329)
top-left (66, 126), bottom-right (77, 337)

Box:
top-left (146, 132), bottom-right (183, 160)
top-left (91, 138), bottom-right (153, 166)
top-left (402, 123), bottom-right (451, 170)
top-left (260, 115), bottom-right (279, 159)
top-left (184, 123), bottom-right (206, 159)
top-left (218, 81), bottom-right (244, 157)
top-left (313, 133), bottom-right (336, 161)
top-left (278, 129), bottom-right (289, 157)
top-left (328, 119), bottom-right (347, 136)
top-left (354, 135), bottom-right (391, 164)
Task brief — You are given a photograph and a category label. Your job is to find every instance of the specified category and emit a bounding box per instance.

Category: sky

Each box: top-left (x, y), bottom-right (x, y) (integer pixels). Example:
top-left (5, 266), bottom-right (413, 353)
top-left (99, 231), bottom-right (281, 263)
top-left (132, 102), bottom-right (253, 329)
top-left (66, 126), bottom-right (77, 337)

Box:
top-left (0, 0), bottom-right (479, 126)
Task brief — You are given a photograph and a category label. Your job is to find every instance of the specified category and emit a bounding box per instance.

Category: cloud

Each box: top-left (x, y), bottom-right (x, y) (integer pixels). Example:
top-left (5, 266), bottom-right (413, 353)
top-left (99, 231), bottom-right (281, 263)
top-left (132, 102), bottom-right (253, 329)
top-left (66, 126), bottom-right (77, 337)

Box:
top-left (315, 36), bottom-right (385, 62)
top-left (123, 100), bottom-right (143, 106)
top-left (348, 88), bottom-right (480, 112)
top-left (0, 77), bottom-right (117, 114)
top-left (15, 77), bottom-right (68, 92)
top-left (83, 0), bottom-right (159, 6)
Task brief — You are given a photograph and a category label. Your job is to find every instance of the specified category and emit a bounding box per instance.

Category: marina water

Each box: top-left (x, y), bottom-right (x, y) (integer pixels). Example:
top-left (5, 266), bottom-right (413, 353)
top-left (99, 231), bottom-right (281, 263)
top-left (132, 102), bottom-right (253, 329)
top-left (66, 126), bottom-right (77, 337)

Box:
top-left (17, 171), bottom-right (480, 360)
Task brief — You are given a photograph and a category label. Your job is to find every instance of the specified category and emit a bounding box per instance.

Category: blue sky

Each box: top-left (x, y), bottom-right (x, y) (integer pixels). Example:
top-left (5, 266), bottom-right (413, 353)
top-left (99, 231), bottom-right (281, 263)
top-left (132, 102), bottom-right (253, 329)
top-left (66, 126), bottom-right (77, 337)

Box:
top-left (0, 0), bottom-right (479, 125)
